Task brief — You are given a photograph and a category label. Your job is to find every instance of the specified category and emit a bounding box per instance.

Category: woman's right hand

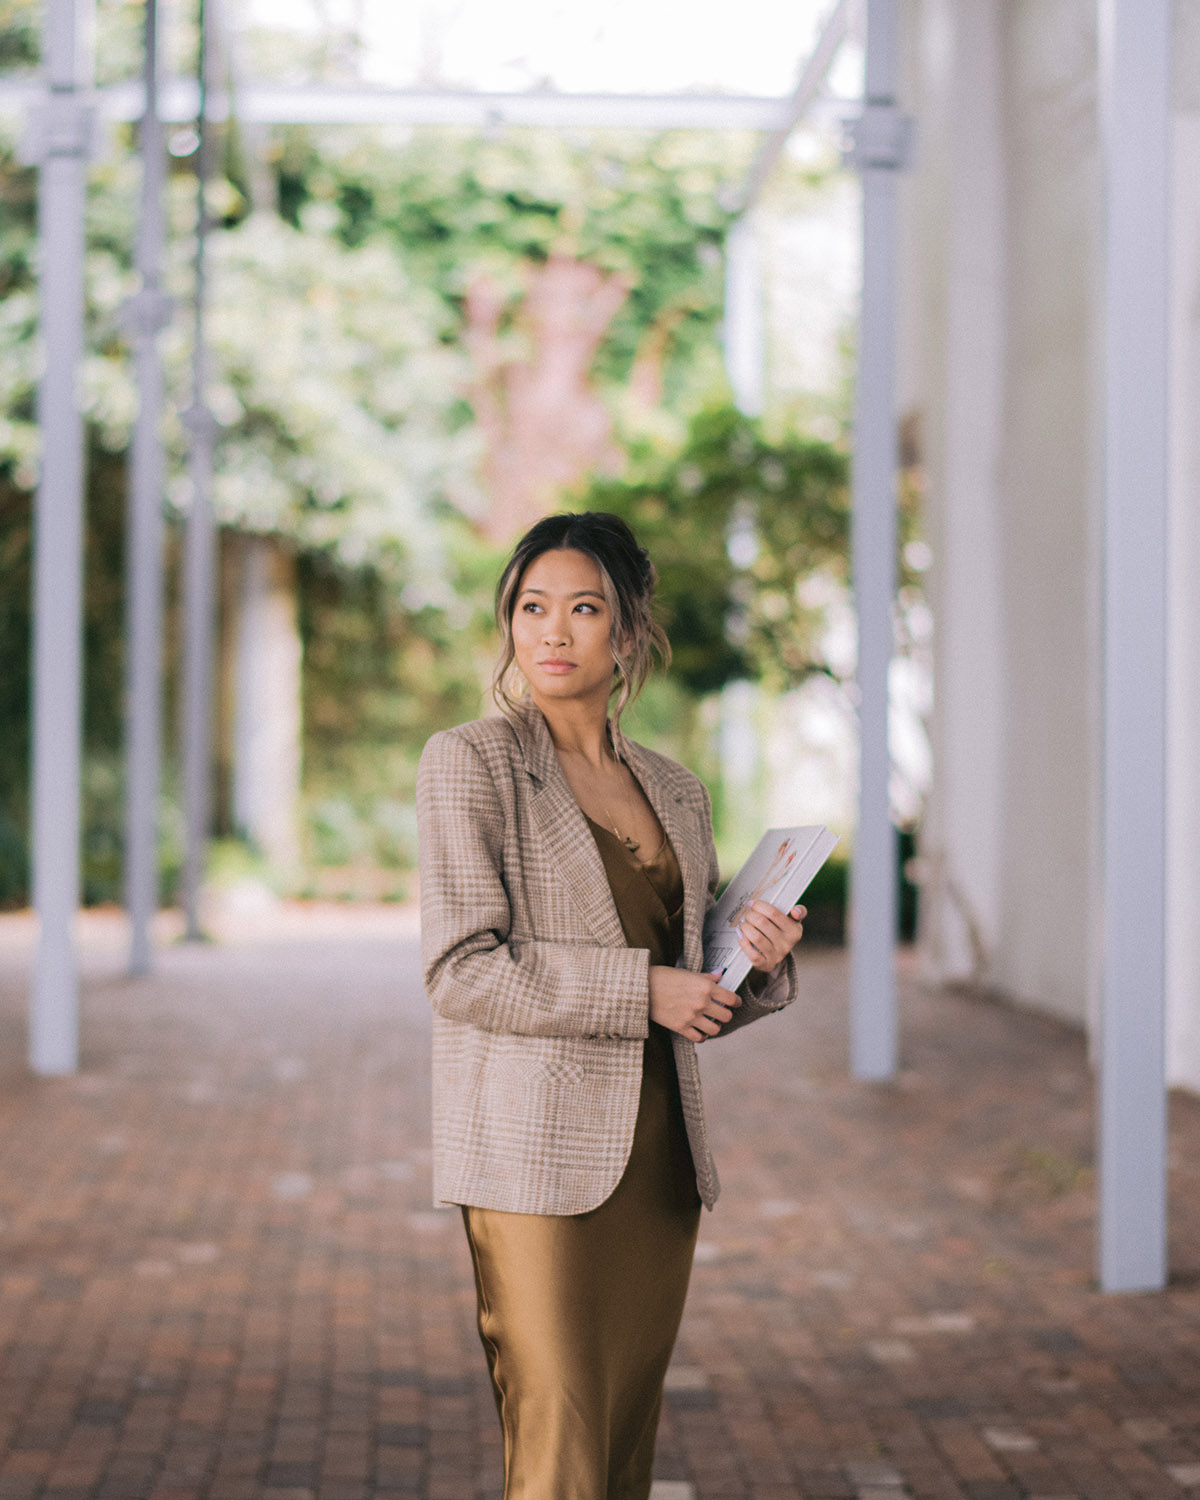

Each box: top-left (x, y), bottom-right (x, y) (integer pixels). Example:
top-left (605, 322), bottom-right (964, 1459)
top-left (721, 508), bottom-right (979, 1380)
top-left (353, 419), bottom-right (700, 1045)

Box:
top-left (649, 966), bottom-right (741, 1042)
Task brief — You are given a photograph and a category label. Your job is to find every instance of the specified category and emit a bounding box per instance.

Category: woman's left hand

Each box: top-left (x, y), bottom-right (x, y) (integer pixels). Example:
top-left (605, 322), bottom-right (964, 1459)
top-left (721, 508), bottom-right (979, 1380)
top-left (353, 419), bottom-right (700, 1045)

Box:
top-left (737, 901), bottom-right (806, 973)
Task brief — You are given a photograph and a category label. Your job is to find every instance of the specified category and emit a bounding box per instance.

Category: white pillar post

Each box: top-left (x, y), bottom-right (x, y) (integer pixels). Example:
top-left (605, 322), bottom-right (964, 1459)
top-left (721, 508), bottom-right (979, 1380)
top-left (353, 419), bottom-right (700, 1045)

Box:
top-left (232, 536), bottom-right (303, 869)
top-left (124, 0), bottom-right (171, 975)
top-left (1097, 0), bottom-right (1171, 1294)
top-left (846, 0), bottom-right (912, 1080)
top-left (27, 0), bottom-right (94, 1075)
top-left (180, 0), bottom-right (217, 940)
top-left (724, 215), bottom-right (765, 418)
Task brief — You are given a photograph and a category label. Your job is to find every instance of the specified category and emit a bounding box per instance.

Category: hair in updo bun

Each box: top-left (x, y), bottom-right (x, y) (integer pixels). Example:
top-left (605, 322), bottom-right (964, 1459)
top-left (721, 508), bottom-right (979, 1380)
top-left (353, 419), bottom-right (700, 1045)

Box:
top-left (491, 511), bottom-right (670, 741)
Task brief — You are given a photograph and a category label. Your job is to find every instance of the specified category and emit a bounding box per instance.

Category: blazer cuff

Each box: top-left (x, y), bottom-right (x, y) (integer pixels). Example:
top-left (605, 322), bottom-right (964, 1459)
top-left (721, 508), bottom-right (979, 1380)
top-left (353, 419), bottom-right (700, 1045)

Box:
top-left (740, 949), bottom-right (798, 1010)
top-left (579, 945), bottom-right (652, 1040)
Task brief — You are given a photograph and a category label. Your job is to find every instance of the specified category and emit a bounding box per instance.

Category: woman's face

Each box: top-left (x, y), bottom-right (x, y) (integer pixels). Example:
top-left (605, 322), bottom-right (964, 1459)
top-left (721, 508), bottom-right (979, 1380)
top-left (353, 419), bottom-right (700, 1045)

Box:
top-left (511, 548), bottom-right (618, 711)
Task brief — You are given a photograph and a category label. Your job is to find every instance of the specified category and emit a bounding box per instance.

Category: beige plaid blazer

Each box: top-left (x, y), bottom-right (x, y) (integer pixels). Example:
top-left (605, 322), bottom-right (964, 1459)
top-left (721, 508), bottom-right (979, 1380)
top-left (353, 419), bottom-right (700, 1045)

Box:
top-left (416, 701), bottom-right (798, 1216)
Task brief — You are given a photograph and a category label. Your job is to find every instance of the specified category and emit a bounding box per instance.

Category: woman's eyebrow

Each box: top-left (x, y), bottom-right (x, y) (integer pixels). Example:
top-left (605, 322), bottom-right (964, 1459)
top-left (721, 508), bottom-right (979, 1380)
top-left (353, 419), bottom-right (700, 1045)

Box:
top-left (517, 588), bottom-right (605, 601)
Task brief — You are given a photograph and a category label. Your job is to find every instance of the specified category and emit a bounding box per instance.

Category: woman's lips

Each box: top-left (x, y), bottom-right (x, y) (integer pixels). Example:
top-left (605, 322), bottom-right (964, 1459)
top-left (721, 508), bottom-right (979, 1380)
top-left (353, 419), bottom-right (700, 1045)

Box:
top-left (537, 659), bottom-right (576, 673)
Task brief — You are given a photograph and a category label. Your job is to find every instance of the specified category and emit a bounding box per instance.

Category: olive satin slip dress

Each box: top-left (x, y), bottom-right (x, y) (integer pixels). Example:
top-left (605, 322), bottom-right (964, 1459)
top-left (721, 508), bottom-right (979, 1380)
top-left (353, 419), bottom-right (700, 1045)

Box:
top-left (461, 817), bottom-right (702, 1500)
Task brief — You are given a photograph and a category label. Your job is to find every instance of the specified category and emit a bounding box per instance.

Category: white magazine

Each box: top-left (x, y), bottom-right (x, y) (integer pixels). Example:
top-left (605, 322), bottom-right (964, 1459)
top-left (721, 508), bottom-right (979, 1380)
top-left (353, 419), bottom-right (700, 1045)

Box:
top-left (701, 825), bottom-right (840, 992)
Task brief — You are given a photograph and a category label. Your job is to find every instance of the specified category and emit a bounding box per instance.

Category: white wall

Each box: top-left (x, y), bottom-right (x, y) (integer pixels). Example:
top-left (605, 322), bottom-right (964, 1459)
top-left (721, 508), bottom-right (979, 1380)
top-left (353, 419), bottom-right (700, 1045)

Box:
top-left (910, 0), bottom-right (1200, 1083)
top-left (992, 1), bottom-right (1102, 1024)
top-left (902, 0), bottom-right (1006, 988)
top-left (912, 0), bottom-right (1200, 1086)
top-left (907, 0), bottom-right (1102, 1024)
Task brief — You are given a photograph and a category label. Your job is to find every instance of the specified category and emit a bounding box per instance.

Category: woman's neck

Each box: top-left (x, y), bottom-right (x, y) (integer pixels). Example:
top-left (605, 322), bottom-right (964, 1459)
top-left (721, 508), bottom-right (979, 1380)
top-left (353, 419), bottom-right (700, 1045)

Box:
top-left (531, 692), bottom-right (616, 770)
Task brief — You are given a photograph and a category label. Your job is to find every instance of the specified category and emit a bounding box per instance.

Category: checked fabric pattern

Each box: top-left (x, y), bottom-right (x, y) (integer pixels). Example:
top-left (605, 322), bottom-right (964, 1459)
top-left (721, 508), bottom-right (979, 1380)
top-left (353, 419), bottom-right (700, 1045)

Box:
top-left (417, 700), bottom-right (797, 1216)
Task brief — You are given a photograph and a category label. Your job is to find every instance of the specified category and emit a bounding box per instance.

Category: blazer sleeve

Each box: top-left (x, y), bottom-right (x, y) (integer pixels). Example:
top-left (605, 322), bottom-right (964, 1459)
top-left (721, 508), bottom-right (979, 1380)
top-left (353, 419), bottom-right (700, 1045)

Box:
top-left (696, 782), bottom-right (799, 1038)
top-left (417, 728), bottom-right (651, 1040)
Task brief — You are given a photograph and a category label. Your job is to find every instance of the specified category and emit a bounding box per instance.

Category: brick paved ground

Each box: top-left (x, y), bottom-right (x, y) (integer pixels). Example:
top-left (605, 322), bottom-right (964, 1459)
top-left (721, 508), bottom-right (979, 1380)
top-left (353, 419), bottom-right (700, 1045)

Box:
top-left (1, 904), bottom-right (1198, 1500)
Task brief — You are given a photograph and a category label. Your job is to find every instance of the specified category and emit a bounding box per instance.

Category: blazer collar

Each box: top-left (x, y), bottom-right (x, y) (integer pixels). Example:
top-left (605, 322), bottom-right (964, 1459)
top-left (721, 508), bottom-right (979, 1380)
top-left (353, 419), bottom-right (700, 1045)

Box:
top-left (509, 698), bottom-right (563, 785)
top-left (509, 698), bottom-right (692, 800)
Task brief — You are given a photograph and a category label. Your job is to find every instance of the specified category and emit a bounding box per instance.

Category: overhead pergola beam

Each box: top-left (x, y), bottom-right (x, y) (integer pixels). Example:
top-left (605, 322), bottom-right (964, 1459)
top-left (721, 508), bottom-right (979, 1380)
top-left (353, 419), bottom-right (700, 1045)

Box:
top-left (736, 0), bottom-right (855, 216)
top-left (0, 79), bottom-right (852, 133)
top-left (723, 0), bottom-right (855, 418)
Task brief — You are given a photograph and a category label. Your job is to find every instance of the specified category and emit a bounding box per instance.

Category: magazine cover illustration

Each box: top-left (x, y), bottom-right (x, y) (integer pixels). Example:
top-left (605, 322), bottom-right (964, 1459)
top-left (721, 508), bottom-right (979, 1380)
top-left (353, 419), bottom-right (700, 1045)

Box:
top-left (702, 825), bottom-right (840, 992)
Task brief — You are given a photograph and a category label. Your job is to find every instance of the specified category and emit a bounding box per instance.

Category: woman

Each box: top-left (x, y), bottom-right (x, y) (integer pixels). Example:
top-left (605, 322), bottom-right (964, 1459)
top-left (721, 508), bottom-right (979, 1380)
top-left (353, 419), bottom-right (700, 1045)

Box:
top-left (417, 512), bottom-right (806, 1499)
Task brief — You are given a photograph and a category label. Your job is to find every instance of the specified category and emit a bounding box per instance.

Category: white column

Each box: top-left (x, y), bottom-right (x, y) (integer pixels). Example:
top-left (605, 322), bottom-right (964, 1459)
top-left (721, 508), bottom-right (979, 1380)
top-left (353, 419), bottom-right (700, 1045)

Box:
top-left (847, 0), bottom-right (912, 1080)
top-left (724, 215), bottom-right (765, 417)
top-left (232, 536), bottom-right (302, 869)
top-left (27, 0), bottom-right (94, 1075)
top-left (181, 0), bottom-right (216, 940)
top-left (124, 0), bottom-right (171, 975)
top-left (1166, 117), bottom-right (1200, 1095)
top-left (1097, 0), bottom-right (1170, 1294)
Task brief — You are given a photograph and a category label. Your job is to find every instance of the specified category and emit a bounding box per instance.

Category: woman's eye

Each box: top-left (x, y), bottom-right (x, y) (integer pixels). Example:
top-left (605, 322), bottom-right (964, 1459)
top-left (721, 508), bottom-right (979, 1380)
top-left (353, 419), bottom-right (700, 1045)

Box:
top-left (574, 603), bottom-right (597, 614)
top-left (520, 601), bottom-right (542, 613)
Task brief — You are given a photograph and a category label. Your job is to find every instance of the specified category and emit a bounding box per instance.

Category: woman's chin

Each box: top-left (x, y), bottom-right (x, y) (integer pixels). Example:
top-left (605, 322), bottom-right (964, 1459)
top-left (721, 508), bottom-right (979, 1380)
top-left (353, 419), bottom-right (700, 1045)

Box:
top-left (527, 676), bottom-right (609, 708)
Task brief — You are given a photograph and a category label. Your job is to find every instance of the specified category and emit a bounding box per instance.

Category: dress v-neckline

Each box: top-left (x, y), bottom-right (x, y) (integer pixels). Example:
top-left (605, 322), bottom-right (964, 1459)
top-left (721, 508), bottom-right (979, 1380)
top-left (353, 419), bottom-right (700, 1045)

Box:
top-left (584, 812), bottom-right (669, 869)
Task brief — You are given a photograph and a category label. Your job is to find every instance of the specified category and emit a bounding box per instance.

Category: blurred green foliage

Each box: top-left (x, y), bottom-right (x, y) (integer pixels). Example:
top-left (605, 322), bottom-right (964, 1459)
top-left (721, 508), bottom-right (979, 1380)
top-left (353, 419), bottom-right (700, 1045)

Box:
top-left (584, 404), bottom-right (856, 695)
top-left (270, 126), bottom-right (750, 411)
top-left (0, 0), bottom-right (38, 71)
top-left (298, 523), bottom-right (499, 805)
top-left (0, 0), bottom-right (161, 83)
top-left (0, 6), bottom-right (877, 914)
top-left (177, 207), bottom-right (478, 563)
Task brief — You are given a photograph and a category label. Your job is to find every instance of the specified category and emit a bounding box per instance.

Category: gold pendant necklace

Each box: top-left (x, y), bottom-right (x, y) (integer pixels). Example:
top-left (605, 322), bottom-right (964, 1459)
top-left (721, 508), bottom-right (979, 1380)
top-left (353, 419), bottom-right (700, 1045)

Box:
top-left (560, 744), bottom-right (641, 853)
top-left (601, 769), bottom-right (640, 854)
top-left (604, 808), bottom-right (640, 854)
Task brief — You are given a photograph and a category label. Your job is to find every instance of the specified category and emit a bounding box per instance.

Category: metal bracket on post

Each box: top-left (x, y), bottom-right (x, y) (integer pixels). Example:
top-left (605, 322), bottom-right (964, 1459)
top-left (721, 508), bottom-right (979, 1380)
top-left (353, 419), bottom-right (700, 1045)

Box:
top-left (19, 94), bottom-right (100, 165)
top-left (180, 400), bottom-right (218, 444)
top-left (842, 100), bottom-right (915, 173)
top-left (119, 287), bottom-right (174, 338)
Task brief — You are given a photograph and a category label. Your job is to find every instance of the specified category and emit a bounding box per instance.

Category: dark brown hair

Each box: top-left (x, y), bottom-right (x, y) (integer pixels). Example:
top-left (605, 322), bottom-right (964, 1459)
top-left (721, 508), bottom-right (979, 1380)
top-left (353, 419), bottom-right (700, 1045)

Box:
top-left (492, 512), bottom-right (670, 740)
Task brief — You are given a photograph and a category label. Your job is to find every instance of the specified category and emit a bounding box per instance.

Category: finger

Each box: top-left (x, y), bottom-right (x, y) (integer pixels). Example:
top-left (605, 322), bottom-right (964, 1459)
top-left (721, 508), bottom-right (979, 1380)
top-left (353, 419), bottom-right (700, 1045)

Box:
top-left (739, 920), bottom-right (781, 954)
top-left (739, 925), bottom-right (784, 962)
top-left (711, 983), bottom-right (742, 1008)
top-left (748, 903), bottom-right (807, 953)
top-left (749, 902), bottom-right (793, 938)
top-left (739, 930), bottom-right (785, 971)
top-left (737, 928), bottom-right (774, 963)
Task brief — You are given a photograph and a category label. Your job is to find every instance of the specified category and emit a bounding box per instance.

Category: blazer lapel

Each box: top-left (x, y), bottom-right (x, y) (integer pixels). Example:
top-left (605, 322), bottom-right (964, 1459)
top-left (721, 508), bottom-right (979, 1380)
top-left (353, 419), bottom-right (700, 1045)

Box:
top-left (514, 704), bottom-right (628, 950)
top-left (512, 702), bottom-right (712, 965)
